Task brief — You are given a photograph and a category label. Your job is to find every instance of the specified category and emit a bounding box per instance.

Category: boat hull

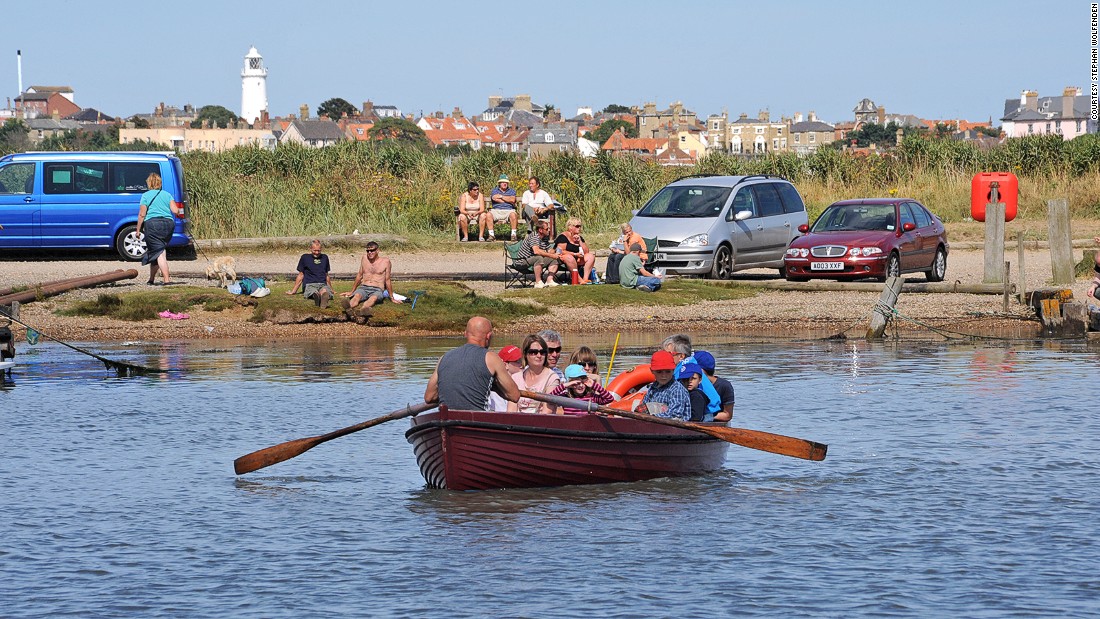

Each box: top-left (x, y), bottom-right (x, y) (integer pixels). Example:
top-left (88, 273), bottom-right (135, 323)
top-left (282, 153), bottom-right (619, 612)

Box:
top-left (405, 408), bottom-right (730, 491)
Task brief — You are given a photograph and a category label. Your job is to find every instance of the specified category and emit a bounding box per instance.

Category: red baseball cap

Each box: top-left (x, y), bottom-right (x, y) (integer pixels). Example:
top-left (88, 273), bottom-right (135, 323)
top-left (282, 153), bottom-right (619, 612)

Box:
top-left (498, 345), bottom-right (522, 363)
top-left (650, 350), bottom-right (676, 371)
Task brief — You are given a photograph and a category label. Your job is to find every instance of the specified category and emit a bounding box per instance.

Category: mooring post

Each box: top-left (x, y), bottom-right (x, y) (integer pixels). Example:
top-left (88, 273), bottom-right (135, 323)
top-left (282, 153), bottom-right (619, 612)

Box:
top-left (1003, 261), bottom-right (1011, 313)
top-left (1016, 230), bottom-right (1026, 304)
top-left (983, 183), bottom-right (1005, 284)
top-left (1047, 198), bottom-right (1074, 285)
top-left (866, 276), bottom-right (904, 340)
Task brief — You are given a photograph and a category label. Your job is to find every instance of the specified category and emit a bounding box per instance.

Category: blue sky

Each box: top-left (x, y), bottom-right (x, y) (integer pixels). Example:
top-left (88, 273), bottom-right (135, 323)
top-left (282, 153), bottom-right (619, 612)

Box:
top-left (3, 0), bottom-right (1086, 125)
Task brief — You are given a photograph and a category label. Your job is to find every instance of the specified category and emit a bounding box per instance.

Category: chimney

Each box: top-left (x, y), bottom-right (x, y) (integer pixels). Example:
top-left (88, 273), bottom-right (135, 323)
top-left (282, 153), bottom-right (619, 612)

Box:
top-left (643, 102), bottom-right (657, 115)
top-left (300, 104), bottom-right (309, 120)
top-left (156, 102), bottom-right (165, 116)
top-left (1063, 87), bottom-right (1078, 120)
top-left (794, 112), bottom-right (803, 123)
top-left (760, 109), bottom-right (770, 122)
top-left (260, 110), bottom-right (269, 128)
top-left (488, 95), bottom-right (502, 109)
top-left (877, 106), bottom-right (886, 124)
top-left (1023, 90), bottom-right (1038, 111)
top-left (362, 100), bottom-right (374, 117)
top-left (809, 110), bottom-right (817, 122)
top-left (452, 106), bottom-right (463, 118)
top-left (672, 101), bottom-right (683, 118)
top-left (514, 94), bottom-right (532, 112)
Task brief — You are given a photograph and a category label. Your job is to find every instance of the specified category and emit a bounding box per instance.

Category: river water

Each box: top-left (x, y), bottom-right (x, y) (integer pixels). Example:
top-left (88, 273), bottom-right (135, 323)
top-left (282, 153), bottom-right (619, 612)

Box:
top-left (1, 335), bottom-right (1098, 618)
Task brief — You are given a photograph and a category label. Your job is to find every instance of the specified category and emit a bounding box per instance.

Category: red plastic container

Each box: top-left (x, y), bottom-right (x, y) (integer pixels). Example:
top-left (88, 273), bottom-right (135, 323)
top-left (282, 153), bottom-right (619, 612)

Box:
top-left (971, 172), bottom-right (1018, 222)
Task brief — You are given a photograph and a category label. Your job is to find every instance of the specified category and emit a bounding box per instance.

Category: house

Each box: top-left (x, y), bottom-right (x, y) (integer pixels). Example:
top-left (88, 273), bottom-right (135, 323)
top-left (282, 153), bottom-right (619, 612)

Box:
top-left (728, 111), bottom-right (788, 154)
top-left (789, 111), bottom-right (834, 154)
top-left (473, 120), bottom-right (504, 149)
top-left (340, 120), bottom-right (375, 141)
top-left (654, 142), bottom-right (696, 166)
top-left (24, 117), bottom-right (81, 143)
top-left (133, 103), bottom-right (200, 128)
top-left (481, 94), bottom-right (545, 122)
top-left (670, 129), bottom-right (707, 160)
top-left (278, 119), bottom-right (346, 148)
top-left (636, 101), bottom-right (701, 139)
top-left (498, 126), bottom-right (530, 154)
top-left (601, 129), bottom-right (665, 155)
top-left (528, 123), bottom-right (578, 157)
top-left (417, 110), bottom-right (483, 149)
top-left (1001, 88), bottom-right (1095, 139)
top-left (14, 91), bottom-right (80, 119)
top-left (26, 85), bottom-right (75, 103)
top-left (120, 125), bottom-right (276, 152)
top-left (65, 108), bottom-right (115, 124)
top-left (705, 113), bottom-right (728, 151)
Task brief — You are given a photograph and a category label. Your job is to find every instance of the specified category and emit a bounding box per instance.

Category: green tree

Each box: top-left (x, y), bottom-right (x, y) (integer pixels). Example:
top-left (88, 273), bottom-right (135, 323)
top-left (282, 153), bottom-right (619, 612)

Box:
top-left (843, 122), bottom-right (903, 147)
top-left (933, 122), bottom-right (956, 139)
top-left (603, 103), bottom-right (631, 114)
top-left (0, 119), bottom-right (31, 154)
top-left (587, 119), bottom-right (638, 146)
top-left (976, 126), bottom-right (1001, 138)
top-left (127, 115), bottom-right (151, 129)
top-left (190, 105), bottom-right (241, 129)
top-left (542, 103), bottom-right (556, 118)
top-left (368, 117), bottom-right (430, 149)
top-left (317, 97), bottom-right (358, 120)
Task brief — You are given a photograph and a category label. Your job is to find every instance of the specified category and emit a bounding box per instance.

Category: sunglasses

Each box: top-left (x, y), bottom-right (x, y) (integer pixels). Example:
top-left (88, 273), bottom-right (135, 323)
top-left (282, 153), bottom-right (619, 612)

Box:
top-left (546, 346), bottom-right (562, 354)
top-left (366, 248), bottom-right (378, 253)
top-left (582, 361), bottom-right (596, 368)
top-left (526, 348), bottom-right (546, 355)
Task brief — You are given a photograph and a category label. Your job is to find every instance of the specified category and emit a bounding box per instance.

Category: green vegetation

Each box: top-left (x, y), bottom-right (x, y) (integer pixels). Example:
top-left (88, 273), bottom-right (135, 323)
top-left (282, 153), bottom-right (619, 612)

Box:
top-left (317, 97), bottom-right (358, 121)
top-left (503, 279), bottom-right (756, 307)
top-left (190, 105), bottom-right (242, 129)
top-left (60, 290), bottom-right (236, 321)
top-left (368, 117), bottom-right (429, 149)
top-left (587, 119), bottom-right (638, 146)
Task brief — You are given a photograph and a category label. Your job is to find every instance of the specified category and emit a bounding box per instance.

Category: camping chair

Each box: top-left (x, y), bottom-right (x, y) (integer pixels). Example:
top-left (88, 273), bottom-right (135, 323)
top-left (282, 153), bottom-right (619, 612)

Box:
top-left (642, 236), bottom-right (659, 269)
top-left (504, 241), bottom-right (535, 289)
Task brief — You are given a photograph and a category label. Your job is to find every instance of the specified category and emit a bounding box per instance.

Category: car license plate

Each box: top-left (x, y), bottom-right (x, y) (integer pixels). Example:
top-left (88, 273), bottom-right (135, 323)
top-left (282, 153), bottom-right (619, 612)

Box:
top-left (655, 253), bottom-right (667, 261)
top-left (811, 262), bottom-right (844, 271)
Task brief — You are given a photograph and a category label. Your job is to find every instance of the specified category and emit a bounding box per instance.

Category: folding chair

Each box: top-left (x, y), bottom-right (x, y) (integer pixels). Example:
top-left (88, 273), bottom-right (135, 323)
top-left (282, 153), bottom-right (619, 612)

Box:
top-left (642, 236), bottom-right (659, 269)
top-left (504, 241), bottom-right (535, 289)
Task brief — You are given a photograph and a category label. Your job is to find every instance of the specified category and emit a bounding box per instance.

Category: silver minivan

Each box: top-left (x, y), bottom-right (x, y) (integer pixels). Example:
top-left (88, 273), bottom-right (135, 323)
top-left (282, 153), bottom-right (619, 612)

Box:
top-left (627, 175), bottom-right (808, 278)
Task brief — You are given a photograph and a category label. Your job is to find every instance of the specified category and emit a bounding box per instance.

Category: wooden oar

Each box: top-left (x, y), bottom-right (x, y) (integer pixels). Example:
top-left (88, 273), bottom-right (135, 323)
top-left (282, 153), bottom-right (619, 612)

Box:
top-left (522, 390), bottom-right (827, 461)
top-left (234, 402), bottom-right (436, 475)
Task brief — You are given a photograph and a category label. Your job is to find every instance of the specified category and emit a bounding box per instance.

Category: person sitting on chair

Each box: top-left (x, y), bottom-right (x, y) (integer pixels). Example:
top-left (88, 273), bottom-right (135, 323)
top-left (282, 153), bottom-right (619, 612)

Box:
top-left (456, 182), bottom-right (488, 242)
top-left (515, 219), bottom-right (560, 288)
top-left (521, 176), bottom-right (558, 235)
top-left (606, 222), bottom-right (647, 285)
top-left (489, 174), bottom-right (519, 241)
top-left (555, 217), bottom-right (595, 284)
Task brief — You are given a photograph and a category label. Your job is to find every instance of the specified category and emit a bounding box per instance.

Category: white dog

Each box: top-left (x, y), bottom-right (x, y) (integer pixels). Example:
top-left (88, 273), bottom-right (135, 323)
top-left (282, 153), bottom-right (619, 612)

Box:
top-left (204, 256), bottom-right (238, 287)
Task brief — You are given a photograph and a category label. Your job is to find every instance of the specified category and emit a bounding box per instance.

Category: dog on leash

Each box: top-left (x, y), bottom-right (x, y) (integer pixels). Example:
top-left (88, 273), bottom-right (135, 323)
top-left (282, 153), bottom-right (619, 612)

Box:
top-left (204, 256), bottom-right (238, 287)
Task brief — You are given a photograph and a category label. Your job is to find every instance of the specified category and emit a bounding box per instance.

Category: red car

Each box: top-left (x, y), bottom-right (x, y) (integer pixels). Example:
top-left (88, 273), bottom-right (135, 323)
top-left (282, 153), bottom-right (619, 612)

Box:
top-left (783, 198), bottom-right (948, 282)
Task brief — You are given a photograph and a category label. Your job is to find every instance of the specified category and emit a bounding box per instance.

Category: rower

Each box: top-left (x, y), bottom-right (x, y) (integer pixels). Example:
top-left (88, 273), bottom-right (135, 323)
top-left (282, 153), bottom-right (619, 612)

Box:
top-left (425, 316), bottom-right (519, 411)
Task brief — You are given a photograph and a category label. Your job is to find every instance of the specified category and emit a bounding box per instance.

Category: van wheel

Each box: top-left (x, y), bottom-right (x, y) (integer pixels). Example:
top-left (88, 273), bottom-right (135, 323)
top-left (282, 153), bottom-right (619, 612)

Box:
top-left (116, 225), bottom-right (146, 261)
top-left (709, 245), bottom-right (732, 280)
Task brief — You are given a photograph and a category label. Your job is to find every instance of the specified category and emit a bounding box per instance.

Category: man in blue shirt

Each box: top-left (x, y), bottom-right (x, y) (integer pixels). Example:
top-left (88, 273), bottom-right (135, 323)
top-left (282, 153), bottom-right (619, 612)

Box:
top-left (489, 174), bottom-right (519, 241)
top-left (286, 239), bottom-right (334, 308)
top-left (637, 350), bottom-right (691, 420)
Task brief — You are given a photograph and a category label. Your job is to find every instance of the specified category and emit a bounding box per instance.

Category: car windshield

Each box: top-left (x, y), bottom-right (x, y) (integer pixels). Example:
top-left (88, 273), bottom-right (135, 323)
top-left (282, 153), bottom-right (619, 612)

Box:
top-left (811, 204), bottom-right (897, 232)
top-left (636, 185), bottom-right (732, 218)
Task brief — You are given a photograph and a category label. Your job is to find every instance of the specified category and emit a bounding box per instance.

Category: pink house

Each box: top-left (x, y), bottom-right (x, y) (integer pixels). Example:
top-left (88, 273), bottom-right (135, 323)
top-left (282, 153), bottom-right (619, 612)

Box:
top-left (1000, 88), bottom-right (1096, 139)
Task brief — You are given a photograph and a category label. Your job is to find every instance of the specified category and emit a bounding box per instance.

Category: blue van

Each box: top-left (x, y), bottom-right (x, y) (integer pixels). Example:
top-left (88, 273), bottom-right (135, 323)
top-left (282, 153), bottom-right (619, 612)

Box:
top-left (0, 151), bottom-right (193, 260)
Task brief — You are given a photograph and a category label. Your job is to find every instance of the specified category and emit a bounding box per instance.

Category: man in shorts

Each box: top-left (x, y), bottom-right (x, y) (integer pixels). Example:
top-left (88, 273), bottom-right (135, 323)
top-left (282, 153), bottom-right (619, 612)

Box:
top-left (285, 239), bottom-right (334, 308)
top-left (515, 219), bottom-right (560, 288)
top-left (341, 240), bottom-right (403, 313)
top-left (489, 174), bottom-right (519, 241)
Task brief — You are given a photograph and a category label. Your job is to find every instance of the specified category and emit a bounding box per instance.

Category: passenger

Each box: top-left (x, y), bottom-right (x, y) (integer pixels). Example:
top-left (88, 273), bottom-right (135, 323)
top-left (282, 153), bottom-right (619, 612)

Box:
top-left (550, 364), bottom-right (614, 415)
top-left (568, 345), bottom-right (601, 381)
top-left (488, 174), bottom-right (519, 241)
top-left (606, 223), bottom-right (647, 285)
top-left (555, 217), bottom-right (595, 284)
top-left (521, 175), bottom-right (558, 235)
top-left (663, 334), bottom-right (722, 418)
top-left (285, 239), bottom-right (334, 308)
top-left (508, 334), bottom-right (560, 414)
top-left (341, 241), bottom-right (403, 313)
top-left (489, 345), bottom-right (523, 412)
top-left (537, 329), bottom-right (565, 380)
top-left (678, 361), bottom-right (709, 422)
top-left (515, 219), bottom-right (560, 288)
top-left (635, 350), bottom-right (691, 420)
top-left (619, 243), bottom-right (662, 292)
top-left (425, 316), bottom-right (520, 411)
top-left (693, 350), bottom-right (735, 422)
top-left (456, 181), bottom-right (488, 242)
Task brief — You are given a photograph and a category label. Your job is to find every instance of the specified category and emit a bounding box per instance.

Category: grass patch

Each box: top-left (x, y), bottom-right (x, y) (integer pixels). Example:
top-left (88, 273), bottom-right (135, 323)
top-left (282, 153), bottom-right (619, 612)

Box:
top-left (502, 278), bottom-right (757, 307)
top-left (60, 289), bottom-right (240, 321)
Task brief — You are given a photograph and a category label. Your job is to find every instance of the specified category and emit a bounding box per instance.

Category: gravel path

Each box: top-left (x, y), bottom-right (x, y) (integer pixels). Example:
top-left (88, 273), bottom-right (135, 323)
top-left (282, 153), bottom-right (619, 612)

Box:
top-left (0, 241), bottom-right (1087, 342)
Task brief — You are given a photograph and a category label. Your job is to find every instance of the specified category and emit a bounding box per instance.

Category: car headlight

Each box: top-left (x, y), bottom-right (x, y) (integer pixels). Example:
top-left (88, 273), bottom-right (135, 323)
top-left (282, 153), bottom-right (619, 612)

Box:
top-left (786, 248), bottom-right (808, 258)
top-left (848, 247), bottom-right (883, 257)
top-left (680, 233), bottom-right (709, 247)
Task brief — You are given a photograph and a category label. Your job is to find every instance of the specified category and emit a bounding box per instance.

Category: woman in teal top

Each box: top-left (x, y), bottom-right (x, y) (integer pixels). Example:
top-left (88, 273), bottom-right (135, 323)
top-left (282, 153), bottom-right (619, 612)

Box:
top-left (137, 172), bottom-right (182, 285)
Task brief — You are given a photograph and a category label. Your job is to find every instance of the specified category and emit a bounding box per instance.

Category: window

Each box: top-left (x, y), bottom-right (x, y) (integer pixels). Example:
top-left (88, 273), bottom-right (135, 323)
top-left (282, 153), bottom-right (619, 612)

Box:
top-left (727, 188), bottom-right (756, 220)
top-left (545, 132), bottom-right (555, 143)
top-left (1046, 122), bottom-right (1051, 133)
top-left (776, 128), bottom-right (783, 135)
top-left (911, 203), bottom-right (933, 228)
top-left (44, 162), bottom-right (108, 194)
top-left (755, 127), bottom-right (764, 134)
top-left (1077, 120), bottom-right (1083, 132)
top-left (809, 134), bottom-right (816, 143)
top-left (794, 134), bottom-right (801, 143)
top-left (773, 138), bottom-right (779, 150)
top-left (775, 183), bottom-right (806, 214)
top-left (639, 185), bottom-right (733, 218)
top-left (641, 117), bottom-right (647, 125)
top-left (712, 121), bottom-right (720, 130)
top-left (751, 183), bottom-right (785, 217)
top-left (110, 162), bottom-right (160, 192)
top-left (680, 135), bottom-right (686, 142)
top-left (732, 128), bottom-right (741, 135)
top-left (898, 203), bottom-right (916, 228)
top-left (1028, 124), bottom-right (1034, 134)
top-left (0, 163), bottom-right (34, 194)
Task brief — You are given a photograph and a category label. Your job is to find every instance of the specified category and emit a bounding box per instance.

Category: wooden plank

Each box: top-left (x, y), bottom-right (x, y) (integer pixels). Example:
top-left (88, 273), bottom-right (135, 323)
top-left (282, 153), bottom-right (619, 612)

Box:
top-left (1063, 302), bottom-right (1088, 338)
top-left (1047, 198), bottom-right (1074, 285)
top-left (983, 202), bottom-right (1005, 283)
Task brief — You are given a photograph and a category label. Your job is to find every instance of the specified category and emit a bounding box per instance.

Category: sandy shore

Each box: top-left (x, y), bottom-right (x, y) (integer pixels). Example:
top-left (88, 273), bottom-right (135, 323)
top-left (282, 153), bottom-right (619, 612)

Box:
top-left (0, 241), bottom-right (1089, 342)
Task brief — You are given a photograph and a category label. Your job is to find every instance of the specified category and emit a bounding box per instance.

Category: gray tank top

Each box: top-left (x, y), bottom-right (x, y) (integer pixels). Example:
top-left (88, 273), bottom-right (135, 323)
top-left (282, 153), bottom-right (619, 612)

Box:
top-left (436, 343), bottom-right (493, 411)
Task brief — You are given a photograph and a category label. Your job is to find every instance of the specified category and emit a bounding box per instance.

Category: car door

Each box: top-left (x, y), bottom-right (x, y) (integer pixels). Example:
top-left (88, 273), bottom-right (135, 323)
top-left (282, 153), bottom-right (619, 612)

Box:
top-left (725, 186), bottom-right (765, 265)
top-left (745, 183), bottom-right (791, 264)
top-left (0, 162), bottom-right (40, 248)
top-left (40, 161), bottom-right (113, 248)
top-left (909, 202), bottom-right (938, 268)
top-left (895, 202), bottom-right (922, 271)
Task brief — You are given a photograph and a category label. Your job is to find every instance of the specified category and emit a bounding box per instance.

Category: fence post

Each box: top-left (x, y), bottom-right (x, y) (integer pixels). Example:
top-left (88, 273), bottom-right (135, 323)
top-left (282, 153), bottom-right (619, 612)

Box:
top-left (1047, 198), bottom-right (1074, 285)
top-left (983, 202), bottom-right (1006, 284)
top-left (1016, 230), bottom-right (1026, 304)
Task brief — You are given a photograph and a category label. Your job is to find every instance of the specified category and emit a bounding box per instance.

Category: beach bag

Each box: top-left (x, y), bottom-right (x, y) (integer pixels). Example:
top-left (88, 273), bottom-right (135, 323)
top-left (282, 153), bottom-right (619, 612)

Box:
top-left (235, 277), bottom-right (265, 295)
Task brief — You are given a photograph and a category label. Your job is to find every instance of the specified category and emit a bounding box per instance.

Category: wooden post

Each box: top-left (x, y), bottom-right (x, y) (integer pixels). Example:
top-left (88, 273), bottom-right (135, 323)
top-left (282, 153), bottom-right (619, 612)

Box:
top-left (983, 202), bottom-right (1006, 283)
top-left (1003, 261), bottom-right (1011, 313)
top-left (1016, 230), bottom-right (1026, 304)
top-left (1062, 302), bottom-right (1088, 337)
top-left (866, 276), bottom-right (904, 340)
top-left (1047, 198), bottom-right (1074, 285)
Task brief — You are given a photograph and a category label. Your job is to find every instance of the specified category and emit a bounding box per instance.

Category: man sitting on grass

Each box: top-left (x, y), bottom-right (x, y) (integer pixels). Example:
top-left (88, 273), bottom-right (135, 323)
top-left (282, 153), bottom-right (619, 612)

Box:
top-left (619, 243), bottom-right (663, 292)
top-left (285, 239), bottom-right (334, 308)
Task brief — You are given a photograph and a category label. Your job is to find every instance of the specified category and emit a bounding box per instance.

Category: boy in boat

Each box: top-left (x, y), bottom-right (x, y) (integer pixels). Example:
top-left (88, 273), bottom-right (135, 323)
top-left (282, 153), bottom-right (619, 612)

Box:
top-left (678, 362), bottom-right (709, 422)
top-left (549, 364), bottom-right (614, 415)
top-left (635, 350), bottom-right (691, 420)
top-left (693, 350), bottom-right (735, 422)
top-left (489, 345), bottom-right (523, 412)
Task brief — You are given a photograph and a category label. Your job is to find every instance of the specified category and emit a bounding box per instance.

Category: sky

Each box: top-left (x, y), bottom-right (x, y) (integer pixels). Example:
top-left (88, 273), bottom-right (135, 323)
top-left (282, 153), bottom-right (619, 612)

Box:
top-left (2, 0), bottom-right (1087, 125)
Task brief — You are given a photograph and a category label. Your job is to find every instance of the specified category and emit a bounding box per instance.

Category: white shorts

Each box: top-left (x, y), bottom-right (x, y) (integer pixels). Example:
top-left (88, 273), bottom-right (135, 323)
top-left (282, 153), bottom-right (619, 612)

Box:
top-left (490, 208), bottom-right (514, 223)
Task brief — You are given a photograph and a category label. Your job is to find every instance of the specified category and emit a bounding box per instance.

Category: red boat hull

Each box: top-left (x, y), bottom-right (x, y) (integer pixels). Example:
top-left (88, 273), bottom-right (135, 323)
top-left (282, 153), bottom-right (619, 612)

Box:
top-left (405, 407), bottom-right (730, 491)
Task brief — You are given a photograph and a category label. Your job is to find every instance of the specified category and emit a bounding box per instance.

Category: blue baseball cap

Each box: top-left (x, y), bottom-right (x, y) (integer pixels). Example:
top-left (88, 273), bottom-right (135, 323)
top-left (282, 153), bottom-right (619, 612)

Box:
top-left (694, 351), bottom-right (715, 372)
top-left (564, 364), bottom-right (588, 379)
top-left (679, 362), bottom-right (703, 379)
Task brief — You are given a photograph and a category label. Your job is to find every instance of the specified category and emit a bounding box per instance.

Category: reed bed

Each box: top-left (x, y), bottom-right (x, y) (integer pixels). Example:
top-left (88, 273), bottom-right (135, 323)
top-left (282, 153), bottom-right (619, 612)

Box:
top-left (180, 134), bottom-right (1100, 240)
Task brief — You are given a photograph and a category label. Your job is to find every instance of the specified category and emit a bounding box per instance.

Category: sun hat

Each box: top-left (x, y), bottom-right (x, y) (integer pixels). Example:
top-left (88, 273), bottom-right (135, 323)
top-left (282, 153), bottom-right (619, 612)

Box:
top-left (650, 350), bottom-right (676, 371)
top-left (498, 345), bottom-right (522, 363)
top-left (693, 351), bottom-right (715, 372)
top-left (564, 364), bottom-right (588, 380)
top-left (679, 362), bottom-right (703, 379)
top-left (497, 174), bottom-right (510, 184)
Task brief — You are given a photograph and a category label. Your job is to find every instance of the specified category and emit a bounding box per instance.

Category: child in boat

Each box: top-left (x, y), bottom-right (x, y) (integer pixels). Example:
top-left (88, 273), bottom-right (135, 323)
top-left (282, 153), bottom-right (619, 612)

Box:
top-left (636, 350), bottom-right (691, 420)
top-left (678, 362), bottom-right (709, 422)
top-left (550, 364), bottom-right (614, 415)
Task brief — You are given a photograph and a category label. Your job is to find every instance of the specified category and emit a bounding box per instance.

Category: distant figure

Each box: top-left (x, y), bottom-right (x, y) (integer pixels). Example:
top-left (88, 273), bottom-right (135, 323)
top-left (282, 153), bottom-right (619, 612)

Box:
top-left (555, 217), bottom-right (595, 284)
top-left (489, 174), bottom-right (519, 241)
top-left (636, 350), bottom-right (691, 420)
top-left (286, 239), bottom-right (334, 308)
top-left (538, 328), bottom-right (565, 381)
top-left (489, 345), bottom-right (524, 412)
top-left (508, 333), bottom-right (561, 414)
top-left (136, 172), bottom-right (183, 285)
top-left (425, 316), bottom-right (520, 411)
top-left (550, 364), bottom-right (614, 415)
top-left (456, 181), bottom-right (488, 242)
top-left (515, 219), bottom-right (560, 288)
top-left (619, 243), bottom-right (663, 292)
top-left (694, 350), bottom-right (735, 422)
top-left (521, 176), bottom-right (557, 235)
top-left (341, 240), bottom-right (402, 313)
top-left (606, 222), bottom-right (647, 285)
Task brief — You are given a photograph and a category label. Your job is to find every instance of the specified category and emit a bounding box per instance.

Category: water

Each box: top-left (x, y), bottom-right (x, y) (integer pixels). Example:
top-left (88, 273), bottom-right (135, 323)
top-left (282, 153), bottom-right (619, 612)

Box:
top-left (2, 336), bottom-right (1099, 618)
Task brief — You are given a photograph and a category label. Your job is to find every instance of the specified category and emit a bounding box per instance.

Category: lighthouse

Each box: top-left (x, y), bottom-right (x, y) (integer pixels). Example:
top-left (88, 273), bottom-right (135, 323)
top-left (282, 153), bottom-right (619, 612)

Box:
top-left (240, 46), bottom-right (268, 126)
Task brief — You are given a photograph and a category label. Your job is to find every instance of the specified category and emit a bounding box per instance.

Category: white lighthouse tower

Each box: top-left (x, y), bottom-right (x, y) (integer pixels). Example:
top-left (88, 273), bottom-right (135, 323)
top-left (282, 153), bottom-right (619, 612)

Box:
top-left (240, 46), bottom-right (268, 126)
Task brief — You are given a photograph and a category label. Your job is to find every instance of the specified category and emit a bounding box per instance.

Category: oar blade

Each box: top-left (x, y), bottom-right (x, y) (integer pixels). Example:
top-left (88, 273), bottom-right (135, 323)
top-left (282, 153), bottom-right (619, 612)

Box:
top-left (234, 436), bottom-right (322, 475)
top-left (705, 426), bottom-right (828, 461)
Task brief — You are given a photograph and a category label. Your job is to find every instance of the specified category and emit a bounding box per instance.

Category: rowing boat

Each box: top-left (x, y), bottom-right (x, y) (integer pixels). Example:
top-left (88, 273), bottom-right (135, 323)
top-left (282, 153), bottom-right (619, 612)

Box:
top-left (405, 407), bottom-right (730, 491)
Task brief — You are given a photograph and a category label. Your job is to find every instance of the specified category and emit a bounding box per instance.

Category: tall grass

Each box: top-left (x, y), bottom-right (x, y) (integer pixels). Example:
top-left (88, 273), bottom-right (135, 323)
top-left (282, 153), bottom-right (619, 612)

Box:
top-left (181, 134), bottom-right (1100, 240)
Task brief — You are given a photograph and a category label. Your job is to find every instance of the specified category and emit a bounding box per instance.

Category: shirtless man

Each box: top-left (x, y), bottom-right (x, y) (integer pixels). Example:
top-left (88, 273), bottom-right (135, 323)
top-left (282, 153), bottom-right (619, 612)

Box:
top-left (341, 241), bottom-right (403, 311)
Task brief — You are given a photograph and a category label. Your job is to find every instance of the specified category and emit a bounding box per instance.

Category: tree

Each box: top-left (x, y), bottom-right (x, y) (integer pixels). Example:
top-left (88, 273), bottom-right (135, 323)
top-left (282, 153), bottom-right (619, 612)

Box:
top-left (587, 119), bottom-right (638, 146)
top-left (190, 105), bottom-right (241, 129)
top-left (542, 103), bottom-right (556, 118)
top-left (127, 115), bottom-right (151, 129)
top-left (368, 117), bottom-right (430, 149)
top-left (0, 119), bottom-right (31, 154)
top-left (318, 97), bottom-right (358, 121)
top-left (976, 125), bottom-right (1001, 138)
top-left (603, 103), bottom-right (631, 114)
top-left (843, 122), bottom-right (902, 147)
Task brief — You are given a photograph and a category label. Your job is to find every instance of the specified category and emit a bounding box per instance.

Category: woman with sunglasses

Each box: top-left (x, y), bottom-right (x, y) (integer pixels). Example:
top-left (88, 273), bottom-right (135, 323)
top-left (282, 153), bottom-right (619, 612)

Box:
top-left (568, 346), bottom-right (601, 381)
top-left (456, 181), bottom-right (489, 242)
top-left (508, 334), bottom-right (560, 414)
top-left (555, 217), bottom-right (595, 284)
